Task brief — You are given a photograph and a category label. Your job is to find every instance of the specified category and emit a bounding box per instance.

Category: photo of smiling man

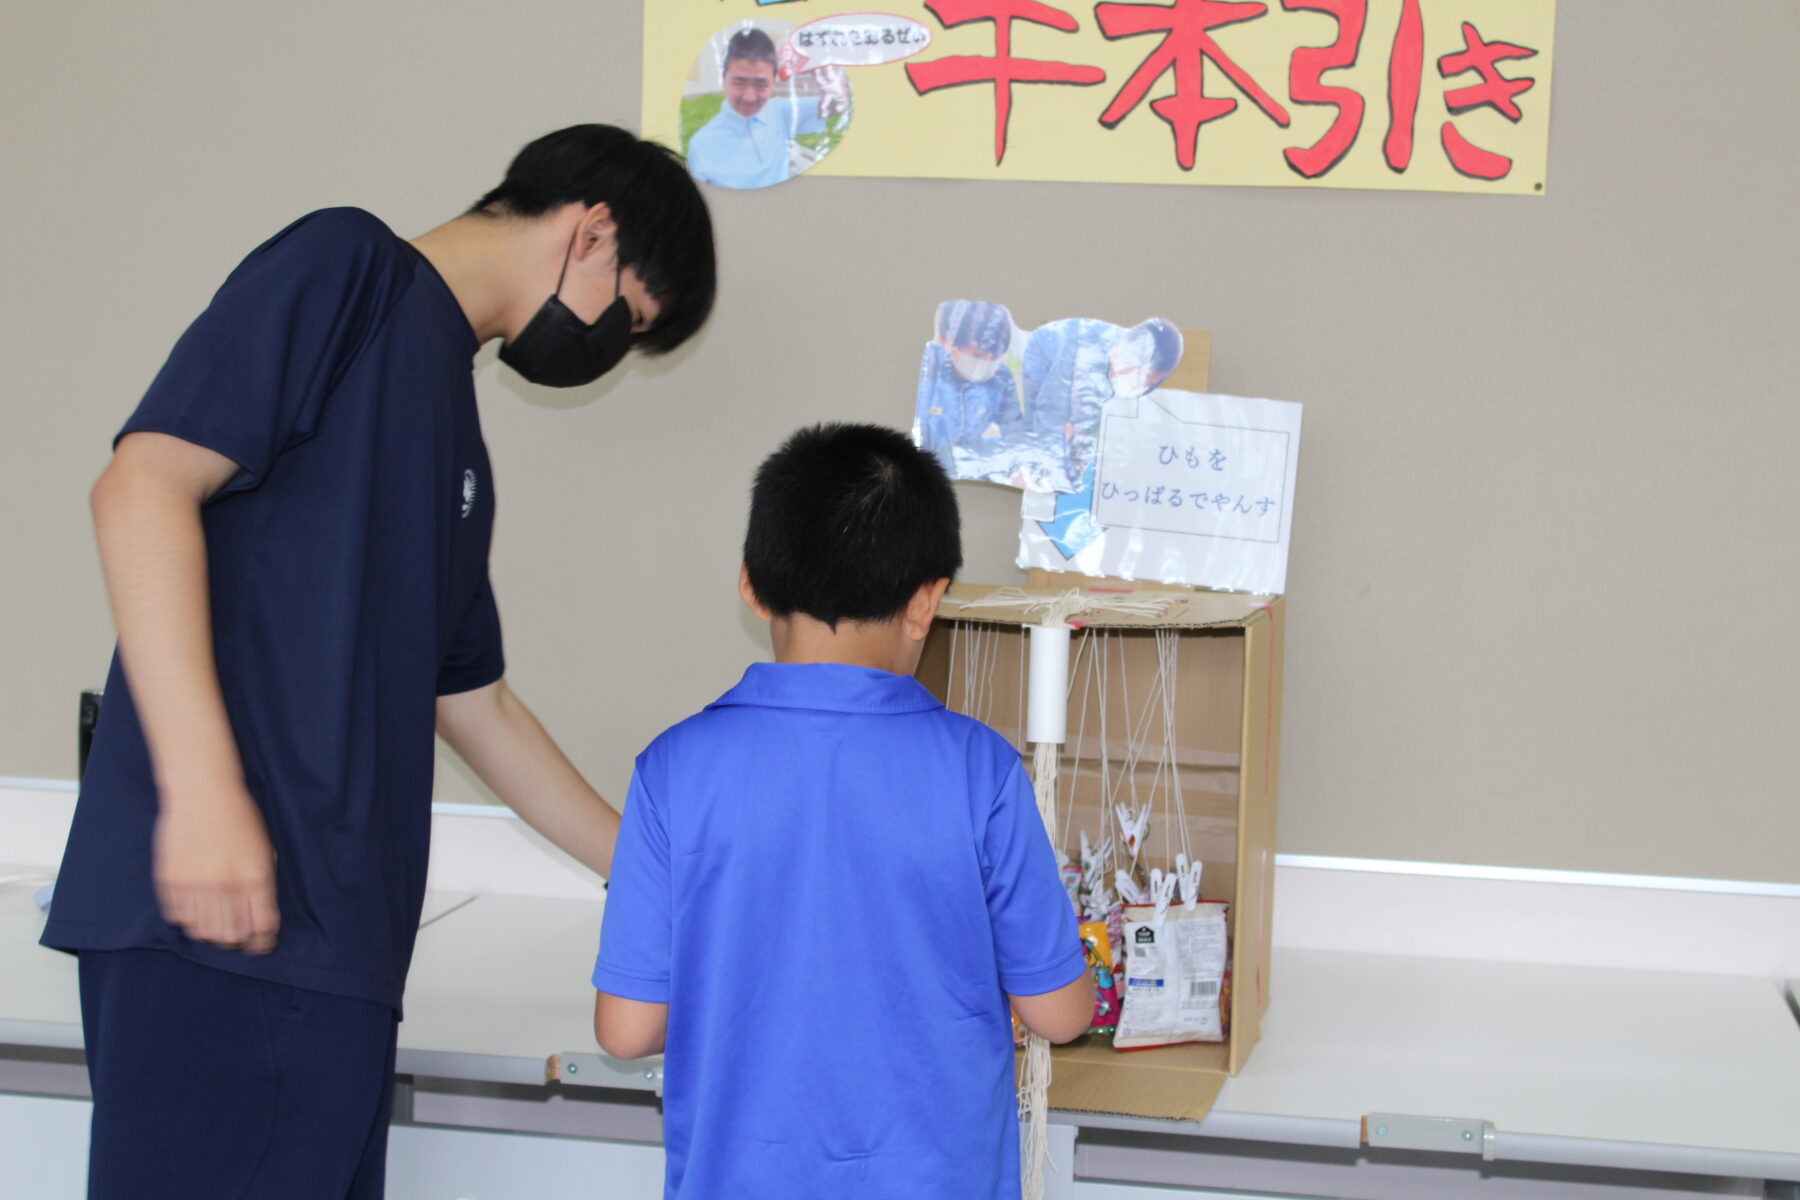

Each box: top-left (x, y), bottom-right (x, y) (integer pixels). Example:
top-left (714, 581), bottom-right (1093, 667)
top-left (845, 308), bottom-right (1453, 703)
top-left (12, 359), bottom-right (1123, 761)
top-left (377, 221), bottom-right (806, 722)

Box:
top-left (683, 25), bottom-right (851, 190)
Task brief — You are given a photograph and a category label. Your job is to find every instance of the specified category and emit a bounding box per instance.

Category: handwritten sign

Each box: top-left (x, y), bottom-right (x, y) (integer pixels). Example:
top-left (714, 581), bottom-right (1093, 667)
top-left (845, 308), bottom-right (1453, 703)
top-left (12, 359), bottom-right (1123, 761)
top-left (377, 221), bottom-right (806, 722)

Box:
top-left (645, 0), bottom-right (1556, 194)
top-left (1019, 390), bottom-right (1303, 593)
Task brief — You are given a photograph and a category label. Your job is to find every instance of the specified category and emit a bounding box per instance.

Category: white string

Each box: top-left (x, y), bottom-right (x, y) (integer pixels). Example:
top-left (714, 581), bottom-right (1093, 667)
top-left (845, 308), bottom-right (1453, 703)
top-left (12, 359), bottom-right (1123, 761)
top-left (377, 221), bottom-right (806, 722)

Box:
top-left (952, 586), bottom-right (1183, 623)
top-left (943, 606), bottom-right (1199, 1200)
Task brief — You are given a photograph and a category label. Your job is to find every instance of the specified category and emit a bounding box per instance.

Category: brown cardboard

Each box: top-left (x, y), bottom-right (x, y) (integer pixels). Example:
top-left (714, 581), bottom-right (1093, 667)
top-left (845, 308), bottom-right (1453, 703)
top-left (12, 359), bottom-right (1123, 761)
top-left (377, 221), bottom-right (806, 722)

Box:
top-left (917, 581), bottom-right (1283, 1125)
top-left (1161, 329), bottom-right (1212, 395)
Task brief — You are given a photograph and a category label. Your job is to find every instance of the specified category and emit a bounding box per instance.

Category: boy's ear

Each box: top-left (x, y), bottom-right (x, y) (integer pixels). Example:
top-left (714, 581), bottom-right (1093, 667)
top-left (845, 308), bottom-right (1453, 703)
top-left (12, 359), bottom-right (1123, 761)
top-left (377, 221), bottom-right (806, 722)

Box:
top-left (739, 564), bottom-right (773, 622)
top-left (902, 578), bottom-right (951, 642)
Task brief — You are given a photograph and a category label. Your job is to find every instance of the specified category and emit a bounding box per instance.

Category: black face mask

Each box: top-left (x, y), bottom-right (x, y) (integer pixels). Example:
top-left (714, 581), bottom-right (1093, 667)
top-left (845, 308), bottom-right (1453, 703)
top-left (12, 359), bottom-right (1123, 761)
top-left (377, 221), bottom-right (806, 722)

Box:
top-left (499, 232), bottom-right (633, 388)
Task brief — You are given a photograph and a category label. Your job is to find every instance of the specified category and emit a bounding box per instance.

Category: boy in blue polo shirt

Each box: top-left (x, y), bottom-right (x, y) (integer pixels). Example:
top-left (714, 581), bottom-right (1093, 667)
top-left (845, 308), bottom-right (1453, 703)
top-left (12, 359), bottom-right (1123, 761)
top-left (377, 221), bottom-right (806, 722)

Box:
top-left (593, 423), bottom-right (1093, 1199)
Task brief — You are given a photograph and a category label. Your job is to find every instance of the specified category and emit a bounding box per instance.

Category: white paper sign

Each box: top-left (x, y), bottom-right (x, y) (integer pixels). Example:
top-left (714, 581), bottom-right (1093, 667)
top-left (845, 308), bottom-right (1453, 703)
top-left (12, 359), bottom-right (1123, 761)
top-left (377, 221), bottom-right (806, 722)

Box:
top-left (1018, 390), bottom-right (1302, 594)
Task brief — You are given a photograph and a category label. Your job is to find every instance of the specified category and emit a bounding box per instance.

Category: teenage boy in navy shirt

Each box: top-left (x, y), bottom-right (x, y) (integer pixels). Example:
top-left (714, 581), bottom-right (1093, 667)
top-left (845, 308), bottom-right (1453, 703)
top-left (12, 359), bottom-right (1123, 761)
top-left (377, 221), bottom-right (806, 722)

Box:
top-left (594, 423), bottom-right (1094, 1199)
top-left (42, 125), bottom-right (714, 1199)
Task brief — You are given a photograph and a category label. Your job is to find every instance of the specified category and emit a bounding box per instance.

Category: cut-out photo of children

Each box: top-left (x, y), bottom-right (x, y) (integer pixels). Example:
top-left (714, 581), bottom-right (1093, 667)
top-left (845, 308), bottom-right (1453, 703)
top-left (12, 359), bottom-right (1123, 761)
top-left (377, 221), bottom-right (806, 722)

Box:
top-left (1020, 317), bottom-right (1183, 494)
top-left (681, 21), bottom-right (852, 191)
top-left (1023, 318), bottom-right (1185, 558)
top-left (913, 300), bottom-right (1030, 486)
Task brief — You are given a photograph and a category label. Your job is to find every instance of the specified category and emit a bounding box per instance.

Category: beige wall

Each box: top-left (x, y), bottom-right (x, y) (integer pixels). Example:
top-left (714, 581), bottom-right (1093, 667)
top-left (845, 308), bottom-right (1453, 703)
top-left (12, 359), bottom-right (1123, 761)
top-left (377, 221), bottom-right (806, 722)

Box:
top-left (4, 3), bottom-right (1796, 882)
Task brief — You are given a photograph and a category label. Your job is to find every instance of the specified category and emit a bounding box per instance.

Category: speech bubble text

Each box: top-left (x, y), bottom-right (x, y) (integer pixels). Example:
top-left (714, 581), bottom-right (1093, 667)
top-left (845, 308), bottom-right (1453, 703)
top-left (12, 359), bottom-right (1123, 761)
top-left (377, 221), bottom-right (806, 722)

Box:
top-left (783, 13), bottom-right (932, 75)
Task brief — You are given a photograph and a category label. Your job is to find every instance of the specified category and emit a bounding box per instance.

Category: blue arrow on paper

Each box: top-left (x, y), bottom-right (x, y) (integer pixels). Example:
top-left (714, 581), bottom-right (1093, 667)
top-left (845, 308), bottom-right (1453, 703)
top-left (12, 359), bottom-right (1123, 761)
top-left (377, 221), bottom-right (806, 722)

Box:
top-left (1036, 468), bottom-right (1100, 560)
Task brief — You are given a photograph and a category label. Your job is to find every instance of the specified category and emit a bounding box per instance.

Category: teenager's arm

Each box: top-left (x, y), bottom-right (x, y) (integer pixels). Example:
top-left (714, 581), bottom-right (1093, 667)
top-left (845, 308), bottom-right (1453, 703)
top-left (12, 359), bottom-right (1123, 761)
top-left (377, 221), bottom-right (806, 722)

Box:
top-left (1010, 974), bottom-right (1095, 1044)
top-left (593, 992), bottom-right (668, 1059)
top-left (435, 680), bottom-right (621, 879)
top-left (92, 432), bottom-right (280, 953)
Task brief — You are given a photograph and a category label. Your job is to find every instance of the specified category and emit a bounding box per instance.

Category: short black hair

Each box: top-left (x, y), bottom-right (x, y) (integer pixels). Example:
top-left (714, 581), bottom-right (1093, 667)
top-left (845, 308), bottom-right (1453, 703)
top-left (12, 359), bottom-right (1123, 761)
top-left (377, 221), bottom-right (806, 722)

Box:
top-left (723, 28), bottom-right (779, 72)
top-left (745, 423), bottom-right (962, 629)
top-left (472, 124), bottom-right (716, 355)
top-left (1121, 318), bottom-right (1183, 379)
top-left (937, 300), bottom-right (1014, 357)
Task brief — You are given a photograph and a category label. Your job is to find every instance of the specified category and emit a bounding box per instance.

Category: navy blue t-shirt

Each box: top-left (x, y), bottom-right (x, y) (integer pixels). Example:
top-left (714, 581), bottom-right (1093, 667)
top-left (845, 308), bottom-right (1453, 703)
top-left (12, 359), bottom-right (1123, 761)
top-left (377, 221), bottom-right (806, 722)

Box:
top-left (42, 208), bottom-right (502, 1010)
top-left (594, 663), bottom-right (1085, 1199)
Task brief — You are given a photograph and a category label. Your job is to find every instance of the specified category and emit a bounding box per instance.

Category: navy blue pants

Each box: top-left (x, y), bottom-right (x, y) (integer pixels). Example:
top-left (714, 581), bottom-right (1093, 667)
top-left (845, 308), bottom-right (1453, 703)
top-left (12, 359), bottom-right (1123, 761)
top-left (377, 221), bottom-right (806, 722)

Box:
top-left (78, 949), bottom-right (398, 1200)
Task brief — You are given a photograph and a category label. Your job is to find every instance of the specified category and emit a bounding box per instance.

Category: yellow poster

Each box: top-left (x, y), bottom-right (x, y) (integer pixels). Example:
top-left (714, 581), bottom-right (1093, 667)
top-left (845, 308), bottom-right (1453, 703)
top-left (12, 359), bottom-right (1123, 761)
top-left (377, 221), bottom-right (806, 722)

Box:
top-left (644, 0), bottom-right (1554, 195)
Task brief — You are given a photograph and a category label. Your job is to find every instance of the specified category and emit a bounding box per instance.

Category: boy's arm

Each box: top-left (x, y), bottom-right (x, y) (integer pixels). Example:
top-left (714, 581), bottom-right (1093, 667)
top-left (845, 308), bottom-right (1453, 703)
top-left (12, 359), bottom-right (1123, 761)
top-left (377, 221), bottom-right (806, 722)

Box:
top-left (435, 681), bottom-right (621, 878)
top-left (93, 432), bottom-right (279, 953)
top-left (591, 769), bottom-right (674, 1058)
top-left (593, 992), bottom-right (668, 1059)
top-left (982, 759), bottom-right (1091, 1040)
top-left (1010, 974), bottom-right (1095, 1044)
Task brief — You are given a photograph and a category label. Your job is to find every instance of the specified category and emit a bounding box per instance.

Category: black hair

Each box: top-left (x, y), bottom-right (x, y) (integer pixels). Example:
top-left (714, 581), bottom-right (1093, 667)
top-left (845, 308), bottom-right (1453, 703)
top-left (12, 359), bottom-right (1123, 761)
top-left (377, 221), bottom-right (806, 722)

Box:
top-left (722, 27), bottom-right (779, 73)
top-left (472, 124), bottom-right (716, 355)
top-left (745, 423), bottom-right (963, 629)
top-left (937, 300), bottom-right (1014, 357)
top-left (1121, 318), bottom-right (1183, 379)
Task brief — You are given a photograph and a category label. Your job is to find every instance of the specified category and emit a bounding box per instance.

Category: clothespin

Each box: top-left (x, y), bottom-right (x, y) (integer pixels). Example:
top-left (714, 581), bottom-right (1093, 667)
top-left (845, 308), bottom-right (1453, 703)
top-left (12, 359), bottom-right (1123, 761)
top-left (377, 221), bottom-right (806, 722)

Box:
top-left (1148, 867), bottom-right (1176, 920)
top-left (1114, 869), bottom-right (1147, 906)
top-left (1175, 853), bottom-right (1203, 909)
top-left (1081, 834), bottom-right (1114, 895)
top-left (1114, 803), bottom-right (1149, 863)
top-left (1083, 883), bottom-right (1115, 923)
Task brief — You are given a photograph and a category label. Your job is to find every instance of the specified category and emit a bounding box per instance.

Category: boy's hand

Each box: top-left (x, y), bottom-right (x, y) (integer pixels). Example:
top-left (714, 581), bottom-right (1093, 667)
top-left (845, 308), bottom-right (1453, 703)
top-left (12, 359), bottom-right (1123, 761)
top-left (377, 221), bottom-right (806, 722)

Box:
top-left (153, 787), bottom-right (280, 954)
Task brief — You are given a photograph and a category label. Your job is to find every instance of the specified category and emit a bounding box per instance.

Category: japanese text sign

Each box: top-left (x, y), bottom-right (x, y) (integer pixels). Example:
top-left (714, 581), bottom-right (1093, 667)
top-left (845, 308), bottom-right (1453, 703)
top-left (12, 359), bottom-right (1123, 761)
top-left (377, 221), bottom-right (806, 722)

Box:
top-left (1019, 390), bottom-right (1303, 593)
top-left (646, 0), bottom-right (1555, 194)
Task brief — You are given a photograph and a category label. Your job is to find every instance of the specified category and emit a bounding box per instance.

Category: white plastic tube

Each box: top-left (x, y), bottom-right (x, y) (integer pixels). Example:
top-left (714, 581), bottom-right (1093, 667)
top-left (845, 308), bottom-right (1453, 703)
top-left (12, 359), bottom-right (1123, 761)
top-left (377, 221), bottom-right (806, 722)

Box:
top-left (1026, 623), bottom-right (1072, 745)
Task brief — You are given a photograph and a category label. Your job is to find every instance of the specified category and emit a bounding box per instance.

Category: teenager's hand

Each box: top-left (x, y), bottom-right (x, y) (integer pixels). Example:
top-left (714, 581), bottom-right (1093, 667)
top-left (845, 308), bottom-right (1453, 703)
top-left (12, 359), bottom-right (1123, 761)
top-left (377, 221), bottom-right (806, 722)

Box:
top-left (152, 788), bottom-right (281, 954)
top-left (438, 679), bottom-right (621, 879)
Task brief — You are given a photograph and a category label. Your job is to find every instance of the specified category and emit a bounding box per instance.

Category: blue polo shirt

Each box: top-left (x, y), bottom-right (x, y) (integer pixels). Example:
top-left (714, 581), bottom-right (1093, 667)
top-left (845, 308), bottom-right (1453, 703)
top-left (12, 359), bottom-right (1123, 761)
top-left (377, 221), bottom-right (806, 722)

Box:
top-left (43, 208), bottom-right (500, 1012)
top-left (594, 663), bottom-right (1084, 1199)
top-left (686, 98), bottom-right (827, 189)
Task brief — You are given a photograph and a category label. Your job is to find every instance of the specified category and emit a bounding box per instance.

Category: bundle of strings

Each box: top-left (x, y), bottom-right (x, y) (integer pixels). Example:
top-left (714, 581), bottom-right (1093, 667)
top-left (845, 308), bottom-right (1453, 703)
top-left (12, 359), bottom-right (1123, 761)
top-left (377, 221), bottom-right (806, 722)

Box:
top-left (949, 588), bottom-right (1187, 1200)
top-left (1019, 735), bottom-right (1060, 1200)
top-left (953, 586), bottom-right (1182, 625)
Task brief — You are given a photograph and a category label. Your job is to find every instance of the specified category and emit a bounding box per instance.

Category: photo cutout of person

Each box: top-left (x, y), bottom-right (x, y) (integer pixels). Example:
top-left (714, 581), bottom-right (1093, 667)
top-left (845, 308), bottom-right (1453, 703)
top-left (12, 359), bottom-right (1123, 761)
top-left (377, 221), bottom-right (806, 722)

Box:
top-left (1021, 317), bottom-right (1182, 493)
top-left (1026, 317), bottom-right (1183, 560)
top-left (683, 23), bottom-right (851, 190)
top-left (913, 300), bottom-right (1026, 484)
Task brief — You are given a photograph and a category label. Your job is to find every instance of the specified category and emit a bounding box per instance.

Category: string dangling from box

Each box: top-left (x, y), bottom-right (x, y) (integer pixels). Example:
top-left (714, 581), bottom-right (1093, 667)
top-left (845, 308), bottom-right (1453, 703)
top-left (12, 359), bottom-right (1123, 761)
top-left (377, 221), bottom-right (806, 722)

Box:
top-left (950, 587), bottom-right (1198, 1200)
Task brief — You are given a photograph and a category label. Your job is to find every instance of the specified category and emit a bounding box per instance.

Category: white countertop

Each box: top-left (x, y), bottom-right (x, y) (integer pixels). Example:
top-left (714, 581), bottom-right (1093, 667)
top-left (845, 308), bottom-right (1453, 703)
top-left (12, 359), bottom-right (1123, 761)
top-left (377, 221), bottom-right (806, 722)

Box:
top-left (6, 883), bottom-right (1799, 1179)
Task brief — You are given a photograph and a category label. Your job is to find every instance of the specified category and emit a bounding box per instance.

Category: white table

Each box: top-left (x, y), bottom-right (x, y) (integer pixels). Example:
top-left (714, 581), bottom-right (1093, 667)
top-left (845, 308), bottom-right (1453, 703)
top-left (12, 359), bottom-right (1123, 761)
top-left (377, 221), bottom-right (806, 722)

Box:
top-left (7, 884), bottom-right (1800, 1189)
top-left (405, 892), bottom-right (1800, 1184)
top-left (1195, 950), bottom-right (1800, 1179)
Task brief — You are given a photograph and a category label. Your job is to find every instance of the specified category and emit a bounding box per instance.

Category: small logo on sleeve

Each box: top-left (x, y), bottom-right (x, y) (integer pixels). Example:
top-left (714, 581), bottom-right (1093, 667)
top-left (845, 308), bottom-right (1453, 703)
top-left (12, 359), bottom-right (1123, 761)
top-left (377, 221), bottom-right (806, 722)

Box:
top-left (461, 469), bottom-right (478, 519)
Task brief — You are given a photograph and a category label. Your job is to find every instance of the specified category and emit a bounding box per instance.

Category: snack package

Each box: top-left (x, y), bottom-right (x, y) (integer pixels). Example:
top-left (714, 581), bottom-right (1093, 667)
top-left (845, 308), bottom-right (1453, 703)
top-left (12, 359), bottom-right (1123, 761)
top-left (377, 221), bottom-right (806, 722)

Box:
top-left (1060, 861), bottom-right (1083, 908)
top-left (1219, 966), bottom-right (1232, 1039)
top-left (1077, 919), bottom-right (1123, 1034)
top-left (1113, 901), bottom-right (1229, 1049)
top-left (1010, 1006), bottom-right (1028, 1046)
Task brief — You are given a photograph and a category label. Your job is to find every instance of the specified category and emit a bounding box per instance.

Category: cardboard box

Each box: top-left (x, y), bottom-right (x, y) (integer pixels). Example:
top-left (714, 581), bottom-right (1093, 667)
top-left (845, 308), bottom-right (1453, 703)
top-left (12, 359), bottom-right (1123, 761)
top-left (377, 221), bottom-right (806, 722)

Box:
top-left (916, 576), bottom-right (1283, 1125)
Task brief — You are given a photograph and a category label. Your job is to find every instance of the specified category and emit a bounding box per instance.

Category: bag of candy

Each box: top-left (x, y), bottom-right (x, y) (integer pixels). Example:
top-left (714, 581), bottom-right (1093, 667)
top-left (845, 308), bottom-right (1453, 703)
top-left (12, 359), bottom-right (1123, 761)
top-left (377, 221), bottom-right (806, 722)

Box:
top-left (1113, 901), bottom-right (1228, 1049)
top-left (1077, 919), bottom-right (1122, 1034)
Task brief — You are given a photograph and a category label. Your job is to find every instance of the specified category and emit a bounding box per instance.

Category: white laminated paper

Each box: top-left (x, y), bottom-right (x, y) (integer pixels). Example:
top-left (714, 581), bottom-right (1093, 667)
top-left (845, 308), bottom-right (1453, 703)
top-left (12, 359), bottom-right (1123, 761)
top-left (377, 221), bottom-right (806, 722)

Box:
top-left (1019, 390), bottom-right (1302, 594)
